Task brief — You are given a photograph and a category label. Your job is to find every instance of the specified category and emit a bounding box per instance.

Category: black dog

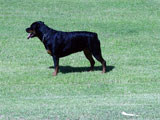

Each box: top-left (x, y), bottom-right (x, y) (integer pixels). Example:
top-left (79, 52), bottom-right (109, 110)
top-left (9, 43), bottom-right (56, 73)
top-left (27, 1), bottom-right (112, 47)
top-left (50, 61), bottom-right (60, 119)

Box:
top-left (26, 21), bottom-right (106, 76)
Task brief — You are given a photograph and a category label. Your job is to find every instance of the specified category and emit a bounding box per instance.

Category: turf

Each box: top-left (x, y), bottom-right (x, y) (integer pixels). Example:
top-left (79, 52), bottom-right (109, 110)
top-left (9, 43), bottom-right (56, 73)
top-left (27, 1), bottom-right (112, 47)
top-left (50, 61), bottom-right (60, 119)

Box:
top-left (1, 0), bottom-right (160, 119)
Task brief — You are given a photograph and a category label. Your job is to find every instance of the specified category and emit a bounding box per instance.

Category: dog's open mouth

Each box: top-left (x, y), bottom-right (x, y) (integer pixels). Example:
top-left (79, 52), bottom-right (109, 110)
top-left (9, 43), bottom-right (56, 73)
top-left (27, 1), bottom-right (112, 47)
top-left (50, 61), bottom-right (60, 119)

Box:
top-left (27, 33), bottom-right (35, 39)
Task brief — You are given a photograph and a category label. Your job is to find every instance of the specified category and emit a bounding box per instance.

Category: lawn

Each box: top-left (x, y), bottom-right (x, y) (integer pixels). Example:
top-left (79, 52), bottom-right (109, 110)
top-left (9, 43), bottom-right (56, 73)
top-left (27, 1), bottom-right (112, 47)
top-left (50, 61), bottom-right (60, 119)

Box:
top-left (0, 0), bottom-right (160, 119)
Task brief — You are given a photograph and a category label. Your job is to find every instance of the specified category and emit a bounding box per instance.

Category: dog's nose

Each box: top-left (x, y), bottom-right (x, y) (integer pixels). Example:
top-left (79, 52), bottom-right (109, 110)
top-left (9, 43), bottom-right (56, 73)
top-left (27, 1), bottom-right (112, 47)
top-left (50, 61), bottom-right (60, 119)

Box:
top-left (26, 28), bottom-right (30, 33)
top-left (26, 28), bottom-right (28, 32)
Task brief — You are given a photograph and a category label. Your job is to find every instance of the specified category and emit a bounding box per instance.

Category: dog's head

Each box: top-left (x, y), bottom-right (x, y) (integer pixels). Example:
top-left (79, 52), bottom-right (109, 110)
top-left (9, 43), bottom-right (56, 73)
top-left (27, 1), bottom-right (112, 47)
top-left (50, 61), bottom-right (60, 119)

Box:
top-left (26, 21), bottom-right (44, 39)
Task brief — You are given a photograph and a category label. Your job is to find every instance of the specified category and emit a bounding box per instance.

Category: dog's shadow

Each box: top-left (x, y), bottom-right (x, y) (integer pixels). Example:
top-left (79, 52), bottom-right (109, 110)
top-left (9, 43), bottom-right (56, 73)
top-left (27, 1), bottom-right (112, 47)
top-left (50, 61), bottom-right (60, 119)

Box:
top-left (49, 65), bottom-right (115, 74)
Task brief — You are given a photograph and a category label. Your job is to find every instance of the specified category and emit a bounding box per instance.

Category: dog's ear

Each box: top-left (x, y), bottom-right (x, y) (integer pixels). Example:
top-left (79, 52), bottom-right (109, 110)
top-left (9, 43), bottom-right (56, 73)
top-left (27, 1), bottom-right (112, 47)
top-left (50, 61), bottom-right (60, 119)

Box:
top-left (33, 21), bottom-right (44, 30)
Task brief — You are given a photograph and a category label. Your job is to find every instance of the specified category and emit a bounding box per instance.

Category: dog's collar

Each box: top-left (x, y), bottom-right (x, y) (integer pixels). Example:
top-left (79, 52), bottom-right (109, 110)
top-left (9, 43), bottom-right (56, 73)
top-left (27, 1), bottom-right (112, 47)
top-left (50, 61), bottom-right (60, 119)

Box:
top-left (42, 34), bottom-right (47, 42)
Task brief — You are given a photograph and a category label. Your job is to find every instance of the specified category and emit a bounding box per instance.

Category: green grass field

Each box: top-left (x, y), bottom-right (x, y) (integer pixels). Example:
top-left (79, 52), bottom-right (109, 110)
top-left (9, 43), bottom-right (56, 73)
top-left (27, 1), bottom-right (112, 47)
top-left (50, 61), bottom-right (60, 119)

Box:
top-left (1, 0), bottom-right (160, 119)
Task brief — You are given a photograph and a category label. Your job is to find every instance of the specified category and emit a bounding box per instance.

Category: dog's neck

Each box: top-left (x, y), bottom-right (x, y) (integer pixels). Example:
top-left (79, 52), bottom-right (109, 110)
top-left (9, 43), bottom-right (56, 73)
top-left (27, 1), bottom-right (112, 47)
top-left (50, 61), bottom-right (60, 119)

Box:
top-left (38, 26), bottom-right (57, 43)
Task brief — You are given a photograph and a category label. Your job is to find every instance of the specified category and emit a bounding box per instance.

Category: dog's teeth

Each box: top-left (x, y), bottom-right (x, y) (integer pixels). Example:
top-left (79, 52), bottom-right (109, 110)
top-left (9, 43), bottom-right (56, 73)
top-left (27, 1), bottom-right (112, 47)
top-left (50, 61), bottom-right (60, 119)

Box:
top-left (27, 33), bottom-right (31, 39)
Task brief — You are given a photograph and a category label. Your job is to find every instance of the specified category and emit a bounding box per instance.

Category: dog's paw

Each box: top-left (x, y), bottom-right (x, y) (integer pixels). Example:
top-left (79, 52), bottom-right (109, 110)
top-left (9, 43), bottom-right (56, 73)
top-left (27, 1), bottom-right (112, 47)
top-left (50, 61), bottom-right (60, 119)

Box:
top-left (52, 72), bottom-right (57, 76)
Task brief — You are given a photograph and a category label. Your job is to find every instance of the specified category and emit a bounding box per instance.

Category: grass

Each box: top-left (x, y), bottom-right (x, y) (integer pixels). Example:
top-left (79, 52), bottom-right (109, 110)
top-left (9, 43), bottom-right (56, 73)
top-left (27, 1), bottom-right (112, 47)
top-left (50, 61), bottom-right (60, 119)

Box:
top-left (1, 0), bottom-right (160, 119)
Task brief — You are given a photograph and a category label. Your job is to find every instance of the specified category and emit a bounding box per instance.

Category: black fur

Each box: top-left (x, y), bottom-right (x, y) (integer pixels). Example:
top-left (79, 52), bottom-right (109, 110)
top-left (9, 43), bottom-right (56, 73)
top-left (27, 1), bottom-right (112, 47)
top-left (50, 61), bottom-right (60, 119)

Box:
top-left (26, 21), bottom-right (106, 76)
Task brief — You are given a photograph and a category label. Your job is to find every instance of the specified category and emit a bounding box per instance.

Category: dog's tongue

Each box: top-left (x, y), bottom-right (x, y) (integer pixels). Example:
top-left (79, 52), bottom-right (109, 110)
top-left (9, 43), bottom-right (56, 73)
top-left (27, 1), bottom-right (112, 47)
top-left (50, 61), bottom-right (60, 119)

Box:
top-left (27, 33), bottom-right (32, 39)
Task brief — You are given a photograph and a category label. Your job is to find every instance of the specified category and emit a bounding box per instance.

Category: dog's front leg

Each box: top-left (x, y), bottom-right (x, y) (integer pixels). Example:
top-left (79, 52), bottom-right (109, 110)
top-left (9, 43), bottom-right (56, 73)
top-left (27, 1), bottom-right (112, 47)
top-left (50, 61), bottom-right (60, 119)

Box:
top-left (52, 55), bottom-right (59, 76)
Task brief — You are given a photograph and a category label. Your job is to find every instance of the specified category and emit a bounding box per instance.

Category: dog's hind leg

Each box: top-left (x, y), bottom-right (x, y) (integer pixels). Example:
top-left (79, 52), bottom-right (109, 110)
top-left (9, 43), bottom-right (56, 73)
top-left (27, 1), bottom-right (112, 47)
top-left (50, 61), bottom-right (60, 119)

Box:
top-left (90, 38), bottom-right (106, 73)
top-left (93, 53), bottom-right (106, 73)
top-left (83, 49), bottom-right (95, 71)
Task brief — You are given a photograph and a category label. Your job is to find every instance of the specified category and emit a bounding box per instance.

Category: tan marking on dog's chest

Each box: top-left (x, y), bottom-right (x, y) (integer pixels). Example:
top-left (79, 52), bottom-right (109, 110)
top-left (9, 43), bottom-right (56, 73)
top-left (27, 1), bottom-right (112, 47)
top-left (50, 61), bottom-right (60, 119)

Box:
top-left (47, 50), bottom-right (52, 55)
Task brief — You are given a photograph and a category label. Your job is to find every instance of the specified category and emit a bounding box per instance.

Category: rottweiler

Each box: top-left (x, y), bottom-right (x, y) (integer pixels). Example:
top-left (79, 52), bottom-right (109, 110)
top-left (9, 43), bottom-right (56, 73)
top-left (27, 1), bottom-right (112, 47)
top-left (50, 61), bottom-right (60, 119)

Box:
top-left (26, 21), bottom-right (106, 76)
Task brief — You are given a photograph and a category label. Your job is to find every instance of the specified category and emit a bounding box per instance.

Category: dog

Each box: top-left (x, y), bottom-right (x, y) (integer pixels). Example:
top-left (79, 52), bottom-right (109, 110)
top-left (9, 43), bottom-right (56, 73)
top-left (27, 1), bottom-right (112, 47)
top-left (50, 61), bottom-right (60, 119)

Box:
top-left (26, 21), bottom-right (106, 76)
